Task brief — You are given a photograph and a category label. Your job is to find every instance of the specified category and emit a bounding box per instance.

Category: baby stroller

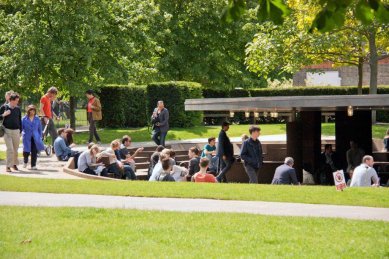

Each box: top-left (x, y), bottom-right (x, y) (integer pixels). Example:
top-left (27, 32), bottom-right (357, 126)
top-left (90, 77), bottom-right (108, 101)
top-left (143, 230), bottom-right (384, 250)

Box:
top-left (40, 116), bottom-right (52, 156)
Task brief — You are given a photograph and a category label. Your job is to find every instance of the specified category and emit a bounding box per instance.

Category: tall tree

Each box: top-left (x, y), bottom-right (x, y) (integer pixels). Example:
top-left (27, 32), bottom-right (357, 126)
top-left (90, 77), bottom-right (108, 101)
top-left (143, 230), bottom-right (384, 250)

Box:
top-left (0, 0), bottom-right (162, 128)
top-left (245, 1), bottom-right (389, 93)
top-left (154, 0), bottom-right (267, 89)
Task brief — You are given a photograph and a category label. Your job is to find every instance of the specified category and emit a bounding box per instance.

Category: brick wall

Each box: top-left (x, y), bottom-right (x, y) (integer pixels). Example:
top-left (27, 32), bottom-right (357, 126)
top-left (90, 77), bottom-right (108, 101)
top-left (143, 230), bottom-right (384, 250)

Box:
top-left (293, 63), bottom-right (389, 86)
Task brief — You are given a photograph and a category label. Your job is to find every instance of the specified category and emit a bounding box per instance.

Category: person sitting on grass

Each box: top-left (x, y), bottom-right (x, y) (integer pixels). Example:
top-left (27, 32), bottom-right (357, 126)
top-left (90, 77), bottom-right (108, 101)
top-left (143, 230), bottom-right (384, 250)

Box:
top-left (350, 155), bottom-right (380, 187)
top-left (188, 146), bottom-right (201, 176)
top-left (118, 135), bottom-right (144, 171)
top-left (78, 144), bottom-right (106, 176)
top-left (157, 156), bottom-right (175, 182)
top-left (192, 157), bottom-right (217, 183)
top-left (148, 145), bottom-right (165, 177)
top-left (149, 149), bottom-right (175, 181)
top-left (271, 157), bottom-right (299, 185)
top-left (54, 128), bottom-right (81, 166)
top-left (100, 140), bottom-right (136, 180)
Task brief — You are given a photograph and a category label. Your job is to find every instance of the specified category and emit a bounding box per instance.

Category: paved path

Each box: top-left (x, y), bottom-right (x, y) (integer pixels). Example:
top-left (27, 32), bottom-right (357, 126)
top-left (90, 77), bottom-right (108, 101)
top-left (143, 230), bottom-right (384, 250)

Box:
top-left (1, 191), bottom-right (388, 221)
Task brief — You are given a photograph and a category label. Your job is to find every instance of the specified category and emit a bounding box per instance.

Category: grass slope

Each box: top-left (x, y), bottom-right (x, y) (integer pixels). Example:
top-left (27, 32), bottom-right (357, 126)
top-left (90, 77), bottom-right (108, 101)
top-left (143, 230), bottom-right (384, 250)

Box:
top-left (1, 175), bottom-right (388, 208)
top-left (0, 206), bottom-right (388, 258)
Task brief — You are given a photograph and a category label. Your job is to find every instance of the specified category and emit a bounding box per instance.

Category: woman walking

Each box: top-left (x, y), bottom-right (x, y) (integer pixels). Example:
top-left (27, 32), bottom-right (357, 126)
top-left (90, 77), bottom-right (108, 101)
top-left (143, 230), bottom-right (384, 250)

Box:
top-left (85, 89), bottom-right (102, 144)
top-left (22, 105), bottom-right (45, 170)
top-left (0, 93), bottom-right (22, 172)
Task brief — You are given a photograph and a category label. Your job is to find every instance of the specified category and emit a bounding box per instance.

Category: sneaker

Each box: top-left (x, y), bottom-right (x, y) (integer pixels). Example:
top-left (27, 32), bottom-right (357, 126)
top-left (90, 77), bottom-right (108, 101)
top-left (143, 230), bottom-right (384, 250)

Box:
top-left (97, 141), bottom-right (102, 145)
top-left (13, 165), bottom-right (19, 171)
top-left (6, 167), bottom-right (11, 173)
top-left (31, 166), bottom-right (38, 170)
top-left (23, 163), bottom-right (28, 168)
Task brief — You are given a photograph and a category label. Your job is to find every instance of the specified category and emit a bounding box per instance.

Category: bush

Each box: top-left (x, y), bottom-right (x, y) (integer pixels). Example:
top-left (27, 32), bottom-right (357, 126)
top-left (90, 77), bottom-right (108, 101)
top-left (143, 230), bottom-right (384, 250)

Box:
top-left (99, 85), bottom-right (147, 128)
top-left (249, 86), bottom-right (389, 97)
top-left (146, 81), bottom-right (203, 127)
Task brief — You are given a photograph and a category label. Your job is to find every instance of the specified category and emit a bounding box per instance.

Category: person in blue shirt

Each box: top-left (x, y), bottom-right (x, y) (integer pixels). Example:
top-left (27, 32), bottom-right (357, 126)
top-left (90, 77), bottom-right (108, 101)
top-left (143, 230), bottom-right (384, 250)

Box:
top-left (22, 105), bottom-right (45, 170)
top-left (54, 128), bottom-right (80, 166)
top-left (240, 125), bottom-right (263, 184)
top-left (201, 137), bottom-right (218, 173)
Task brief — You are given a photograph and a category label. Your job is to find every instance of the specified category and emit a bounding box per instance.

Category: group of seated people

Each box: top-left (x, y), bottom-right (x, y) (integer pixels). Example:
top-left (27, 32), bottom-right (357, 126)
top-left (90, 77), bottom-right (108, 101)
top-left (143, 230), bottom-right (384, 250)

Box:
top-left (53, 126), bottom-right (382, 186)
top-left (148, 148), bottom-right (217, 183)
top-left (314, 140), bottom-right (383, 187)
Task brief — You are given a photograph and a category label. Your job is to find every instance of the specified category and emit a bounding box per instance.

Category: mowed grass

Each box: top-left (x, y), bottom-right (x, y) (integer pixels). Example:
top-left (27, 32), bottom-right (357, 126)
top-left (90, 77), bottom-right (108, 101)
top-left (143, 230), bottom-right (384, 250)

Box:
top-left (0, 151), bottom-right (5, 161)
top-left (1, 175), bottom-right (388, 208)
top-left (68, 123), bottom-right (387, 144)
top-left (71, 124), bottom-right (287, 144)
top-left (0, 206), bottom-right (388, 258)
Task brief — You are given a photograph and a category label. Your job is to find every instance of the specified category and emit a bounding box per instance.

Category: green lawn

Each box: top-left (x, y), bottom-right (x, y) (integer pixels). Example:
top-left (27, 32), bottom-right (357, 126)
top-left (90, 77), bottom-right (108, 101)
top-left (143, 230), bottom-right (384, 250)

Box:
top-left (0, 151), bottom-right (5, 161)
top-left (68, 123), bottom-right (387, 144)
top-left (1, 175), bottom-right (388, 208)
top-left (0, 206), bottom-right (388, 258)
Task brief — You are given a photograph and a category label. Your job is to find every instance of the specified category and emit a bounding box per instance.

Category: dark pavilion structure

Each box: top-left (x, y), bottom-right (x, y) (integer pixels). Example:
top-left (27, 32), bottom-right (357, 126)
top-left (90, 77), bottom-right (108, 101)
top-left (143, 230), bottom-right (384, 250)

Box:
top-left (185, 94), bottom-right (389, 182)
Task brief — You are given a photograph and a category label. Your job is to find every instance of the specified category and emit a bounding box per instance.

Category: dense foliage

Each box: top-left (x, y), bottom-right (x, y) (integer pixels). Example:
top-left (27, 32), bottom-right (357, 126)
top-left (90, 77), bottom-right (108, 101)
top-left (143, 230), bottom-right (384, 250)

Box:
top-left (146, 81), bottom-right (203, 128)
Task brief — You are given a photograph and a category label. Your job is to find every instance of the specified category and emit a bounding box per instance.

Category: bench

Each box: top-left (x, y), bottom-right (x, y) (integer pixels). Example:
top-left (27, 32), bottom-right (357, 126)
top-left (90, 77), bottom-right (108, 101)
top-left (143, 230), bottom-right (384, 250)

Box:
top-left (63, 158), bottom-right (120, 181)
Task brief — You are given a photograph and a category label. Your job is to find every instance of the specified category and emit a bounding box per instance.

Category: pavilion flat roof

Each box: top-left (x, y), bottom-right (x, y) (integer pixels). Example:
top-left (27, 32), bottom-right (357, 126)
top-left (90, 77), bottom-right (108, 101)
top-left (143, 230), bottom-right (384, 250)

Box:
top-left (185, 94), bottom-right (389, 112)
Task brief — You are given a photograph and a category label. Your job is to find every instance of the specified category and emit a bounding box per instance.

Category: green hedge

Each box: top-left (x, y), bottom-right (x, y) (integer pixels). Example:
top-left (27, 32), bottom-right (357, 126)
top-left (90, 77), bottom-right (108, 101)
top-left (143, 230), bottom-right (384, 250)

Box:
top-left (146, 81), bottom-right (203, 127)
top-left (99, 85), bottom-right (147, 128)
top-left (249, 86), bottom-right (389, 97)
top-left (99, 85), bottom-right (389, 128)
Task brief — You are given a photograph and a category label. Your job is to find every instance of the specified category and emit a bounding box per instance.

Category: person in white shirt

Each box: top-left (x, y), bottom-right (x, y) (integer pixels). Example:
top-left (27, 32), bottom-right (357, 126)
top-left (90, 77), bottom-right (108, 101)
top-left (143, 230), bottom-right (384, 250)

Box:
top-left (350, 155), bottom-right (379, 187)
top-left (149, 149), bottom-right (173, 181)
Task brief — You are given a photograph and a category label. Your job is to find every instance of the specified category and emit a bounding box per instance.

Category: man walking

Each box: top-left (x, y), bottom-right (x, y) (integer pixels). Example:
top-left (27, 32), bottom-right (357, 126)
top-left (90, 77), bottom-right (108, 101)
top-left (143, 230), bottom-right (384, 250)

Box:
top-left (85, 89), bottom-right (102, 144)
top-left (151, 100), bottom-right (169, 147)
top-left (240, 125), bottom-right (263, 183)
top-left (216, 121), bottom-right (234, 183)
top-left (40, 87), bottom-right (58, 146)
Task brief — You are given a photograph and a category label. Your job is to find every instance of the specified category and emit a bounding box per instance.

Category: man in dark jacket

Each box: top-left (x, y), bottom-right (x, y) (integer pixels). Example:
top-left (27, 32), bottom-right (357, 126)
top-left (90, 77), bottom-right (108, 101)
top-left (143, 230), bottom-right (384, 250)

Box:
top-left (319, 144), bottom-right (340, 185)
top-left (272, 157), bottom-right (299, 185)
top-left (216, 121), bottom-right (234, 182)
top-left (151, 100), bottom-right (169, 147)
top-left (240, 125), bottom-right (263, 183)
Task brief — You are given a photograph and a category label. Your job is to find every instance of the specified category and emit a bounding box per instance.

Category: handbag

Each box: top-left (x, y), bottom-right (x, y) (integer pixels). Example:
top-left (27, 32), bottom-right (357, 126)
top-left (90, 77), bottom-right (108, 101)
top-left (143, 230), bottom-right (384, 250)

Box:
top-left (0, 106), bottom-right (8, 137)
top-left (0, 120), bottom-right (4, 137)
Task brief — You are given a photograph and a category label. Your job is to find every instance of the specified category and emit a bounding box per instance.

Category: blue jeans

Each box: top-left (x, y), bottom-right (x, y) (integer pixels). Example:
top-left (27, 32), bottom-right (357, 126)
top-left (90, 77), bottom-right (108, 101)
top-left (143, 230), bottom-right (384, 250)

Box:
top-left (152, 129), bottom-right (167, 147)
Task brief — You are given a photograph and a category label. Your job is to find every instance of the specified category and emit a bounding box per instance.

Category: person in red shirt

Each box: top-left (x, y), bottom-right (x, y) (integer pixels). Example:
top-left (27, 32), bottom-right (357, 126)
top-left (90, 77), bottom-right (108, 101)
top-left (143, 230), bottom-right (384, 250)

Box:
top-left (192, 157), bottom-right (217, 183)
top-left (40, 87), bottom-right (58, 146)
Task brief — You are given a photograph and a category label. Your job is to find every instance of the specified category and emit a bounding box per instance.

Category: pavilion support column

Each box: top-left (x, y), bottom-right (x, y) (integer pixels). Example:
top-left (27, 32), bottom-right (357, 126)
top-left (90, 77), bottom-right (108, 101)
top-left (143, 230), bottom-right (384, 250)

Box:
top-left (301, 111), bottom-right (322, 180)
top-left (286, 119), bottom-right (303, 182)
top-left (335, 110), bottom-right (372, 170)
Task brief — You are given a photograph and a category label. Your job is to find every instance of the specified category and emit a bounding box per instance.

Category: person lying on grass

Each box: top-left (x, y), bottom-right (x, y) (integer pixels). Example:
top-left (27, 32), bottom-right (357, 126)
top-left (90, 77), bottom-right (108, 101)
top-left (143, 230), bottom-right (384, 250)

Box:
top-left (192, 157), bottom-right (217, 183)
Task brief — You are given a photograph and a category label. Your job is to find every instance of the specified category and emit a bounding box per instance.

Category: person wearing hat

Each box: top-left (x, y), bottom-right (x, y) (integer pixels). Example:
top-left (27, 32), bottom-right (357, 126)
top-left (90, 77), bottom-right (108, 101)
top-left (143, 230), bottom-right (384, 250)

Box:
top-left (85, 89), bottom-right (102, 144)
top-left (22, 105), bottom-right (45, 170)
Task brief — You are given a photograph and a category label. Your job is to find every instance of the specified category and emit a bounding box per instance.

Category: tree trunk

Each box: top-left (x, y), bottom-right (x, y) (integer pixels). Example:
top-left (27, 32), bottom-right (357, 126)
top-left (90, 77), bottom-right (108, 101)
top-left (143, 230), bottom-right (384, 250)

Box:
top-left (368, 29), bottom-right (378, 95)
top-left (69, 96), bottom-right (76, 130)
top-left (357, 56), bottom-right (363, 95)
top-left (367, 27), bottom-right (378, 124)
